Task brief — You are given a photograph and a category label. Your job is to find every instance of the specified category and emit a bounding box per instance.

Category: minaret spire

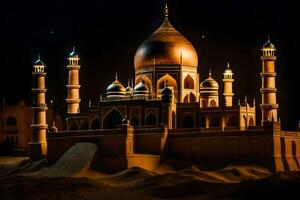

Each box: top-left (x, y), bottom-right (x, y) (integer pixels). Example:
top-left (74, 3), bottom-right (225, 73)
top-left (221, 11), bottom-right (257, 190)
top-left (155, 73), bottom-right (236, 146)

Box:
top-left (164, 3), bottom-right (169, 17)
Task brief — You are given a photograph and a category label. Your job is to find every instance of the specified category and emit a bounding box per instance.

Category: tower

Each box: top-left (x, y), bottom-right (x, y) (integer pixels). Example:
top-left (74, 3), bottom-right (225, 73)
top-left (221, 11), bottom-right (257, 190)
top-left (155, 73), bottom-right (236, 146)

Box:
top-left (30, 56), bottom-right (48, 160)
top-left (223, 62), bottom-right (234, 106)
top-left (66, 47), bottom-right (81, 114)
top-left (260, 38), bottom-right (278, 123)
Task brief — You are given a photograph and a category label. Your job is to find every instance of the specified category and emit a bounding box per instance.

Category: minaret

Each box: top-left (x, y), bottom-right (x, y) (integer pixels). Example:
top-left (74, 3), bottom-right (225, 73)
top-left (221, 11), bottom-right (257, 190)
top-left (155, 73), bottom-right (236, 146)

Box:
top-left (66, 47), bottom-right (81, 114)
top-left (30, 55), bottom-right (48, 160)
top-left (223, 62), bottom-right (234, 106)
top-left (260, 37), bottom-right (278, 123)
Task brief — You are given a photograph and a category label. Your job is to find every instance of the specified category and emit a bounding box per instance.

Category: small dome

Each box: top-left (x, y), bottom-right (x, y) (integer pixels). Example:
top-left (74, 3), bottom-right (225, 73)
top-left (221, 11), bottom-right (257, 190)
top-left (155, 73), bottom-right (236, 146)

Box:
top-left (161, 86), bottom-right (172, 95)
top-left (224, 63), bottom-right (233, 74)
top-left (34, 57), bottom-right (44, 66)
top-left (134, 80), bottom-right (149, 94)
top-left (200, 72), bottom-right (219, 89)
top-left (126, 86), bottom-right (134, 93)
top-left (122, 117), bottom-right (130, 126)
top-left (69, 47), bottom-right (79, 58)
top-left (107, 79), bottom-right (126, 96)
top-left (263, 40), bottom-right (275, 49)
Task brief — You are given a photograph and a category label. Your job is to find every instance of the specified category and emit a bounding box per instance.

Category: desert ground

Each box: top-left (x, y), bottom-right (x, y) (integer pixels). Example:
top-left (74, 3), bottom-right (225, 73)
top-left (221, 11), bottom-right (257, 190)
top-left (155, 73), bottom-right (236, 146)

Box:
top-left (1, 143), bottom-right (300, 200)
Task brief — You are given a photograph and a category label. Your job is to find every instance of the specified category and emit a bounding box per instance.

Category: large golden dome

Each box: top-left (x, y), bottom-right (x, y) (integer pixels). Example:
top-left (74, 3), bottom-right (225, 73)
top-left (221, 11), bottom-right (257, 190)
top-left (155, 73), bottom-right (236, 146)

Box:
top-left (134, 8), bottom-right (198, 70)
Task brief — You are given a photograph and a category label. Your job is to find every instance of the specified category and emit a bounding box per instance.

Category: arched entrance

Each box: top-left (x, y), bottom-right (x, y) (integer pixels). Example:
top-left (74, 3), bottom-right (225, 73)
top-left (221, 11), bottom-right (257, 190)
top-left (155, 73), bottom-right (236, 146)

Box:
top-left (210, 117), bottom-right (220, 127)
top-left (131, 116), bottom-right (139, 127)
top-left (91, 118), bottom-right (100, 129)
top-left (146, 113), bottom-right (157, 126)
top-left (183, 115), bottom-right (194, 128)
top-left (81, 120), bottom-right (89, 130)
top-left (227, 116), bottom-right (238, 127)
top-left (69, 122), bottom-right (79, 131)
top-left (103, 109), bottom-right (123, 129)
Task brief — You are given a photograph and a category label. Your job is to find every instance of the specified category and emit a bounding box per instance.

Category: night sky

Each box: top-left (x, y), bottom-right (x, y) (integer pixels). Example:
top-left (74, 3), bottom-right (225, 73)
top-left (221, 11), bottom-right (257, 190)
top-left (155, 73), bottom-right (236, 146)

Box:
top-left (1, 0), bottom-right (299, 130)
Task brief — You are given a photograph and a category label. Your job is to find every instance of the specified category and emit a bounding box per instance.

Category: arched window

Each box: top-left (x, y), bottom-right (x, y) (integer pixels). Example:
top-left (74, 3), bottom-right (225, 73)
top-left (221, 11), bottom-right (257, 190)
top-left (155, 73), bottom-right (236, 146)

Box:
top-left (182, 115), bottom-right (194, 128)
top-left (184, 74), bottom-right (194, 89)
top-left (6, 116), bottom-right (17, 126)
top-left (209, 99), bottom-right (217, 107)
top-left (190, 93), bottom-right (196, 102)
top-left (136, 75), bottom-right (153, 93)
top-left (210, 117), bottom-right (220, 127)
top-left (146, 113), bottom-right (157, 126)
top-left (157, 74), bottom-right (177, 92)
top-left (81, 120), bottom-right (89, 130)
top-left (103, 109), bottom-right (122, 129)
top-left (69, 122), bottom-right (79, 131)
top-left (201, 99), bottom-right (207, 107)
top-left (91, 118), bottom-right (100, 129)
top-left (183, 95), bottom-right (189, 103)
top-left (227, 116), bottom-right (238, 127)
top-left (131, 116), bottom-right (139, 127)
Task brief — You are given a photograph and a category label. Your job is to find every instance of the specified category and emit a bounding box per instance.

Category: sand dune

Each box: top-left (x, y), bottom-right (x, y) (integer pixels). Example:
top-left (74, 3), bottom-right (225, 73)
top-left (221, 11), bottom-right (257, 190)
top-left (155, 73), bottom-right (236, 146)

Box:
top-left (0, 144), bottom-right (300, 199)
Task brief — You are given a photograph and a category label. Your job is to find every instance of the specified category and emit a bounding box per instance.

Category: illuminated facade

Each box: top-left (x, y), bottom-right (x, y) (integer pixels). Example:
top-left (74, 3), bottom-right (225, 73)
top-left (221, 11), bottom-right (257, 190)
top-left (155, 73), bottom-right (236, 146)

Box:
top-left (32, 5), bottom-right (300, 172)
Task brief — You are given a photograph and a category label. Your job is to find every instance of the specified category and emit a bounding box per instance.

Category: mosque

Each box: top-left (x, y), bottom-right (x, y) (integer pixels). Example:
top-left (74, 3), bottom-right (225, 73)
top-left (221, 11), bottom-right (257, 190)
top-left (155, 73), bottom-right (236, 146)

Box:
top-left (29, 5), bottom-right (300, 172)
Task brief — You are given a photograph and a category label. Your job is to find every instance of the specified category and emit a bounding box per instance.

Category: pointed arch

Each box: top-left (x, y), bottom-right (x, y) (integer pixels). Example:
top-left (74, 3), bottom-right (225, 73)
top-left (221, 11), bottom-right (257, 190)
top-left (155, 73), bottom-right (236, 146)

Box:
top-left (6, 116), bottom-right (17, 126)
top-left (183, 95), bottom-right (189, 103)
top-left (210, 117), bottom-right (221, 127)
top-left (131, 116), bottom-right (139, 127)
top-left (146, 112), bottom-right (157, 126)
top-left (190, 92), bottom-right (196, 102)
top-left (157, 74), bottom-right (177, 93)
top-left (182, 115), bottom-right (195, 128)
top-left (81, 120), bottom-right (89, 130)
top-left (136, 75), bottom-right (153, 93)
top-left (199, 116), bottom-right (206, 127)
top-left (69, 121), bottom-right (79, 131)
top-left (103, 109), bottom-right (122, 129)
top-left (226, 116), bottom-right (238, 127)
top-left (184, 74), bottom-right (194, 89)
top-left (201, 99), bottom-right (208, 107)
top-left (91, 118), bottom-right (100, 129)
top-left (209, 99), bottom-right (217, 107)
top-left (249, 117), bottom-right (255, 126)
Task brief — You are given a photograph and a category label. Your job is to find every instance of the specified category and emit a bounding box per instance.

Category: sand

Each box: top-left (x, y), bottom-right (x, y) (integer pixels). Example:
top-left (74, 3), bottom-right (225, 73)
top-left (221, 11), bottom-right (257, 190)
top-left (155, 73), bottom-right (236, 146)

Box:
top-left (1, 143), bottom-right (300, 199)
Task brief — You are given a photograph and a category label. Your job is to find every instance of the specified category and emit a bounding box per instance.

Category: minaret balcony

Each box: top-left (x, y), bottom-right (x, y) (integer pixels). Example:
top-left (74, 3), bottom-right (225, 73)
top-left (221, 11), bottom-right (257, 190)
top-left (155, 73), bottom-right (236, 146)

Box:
top-left (260, 104), bottom-right (279, 109)
top-left (32, 72), bottom-right (47, 76)
top-left (260, 88), bottom-right (277, 93)
top-left (260, 55), bottom-right (277, 61)
top-left (66, 98), bottom-right (81, 103)
top-left (260, 72), bottom-right (277, 77)
top-left (31, 88), bottom-right (47, 93)
top-left (66, 84), bottom-right (81, 89)
top-left (67, 65), bottom-right (81, 70)
top-left (30, 124), bottom-right (48, 129)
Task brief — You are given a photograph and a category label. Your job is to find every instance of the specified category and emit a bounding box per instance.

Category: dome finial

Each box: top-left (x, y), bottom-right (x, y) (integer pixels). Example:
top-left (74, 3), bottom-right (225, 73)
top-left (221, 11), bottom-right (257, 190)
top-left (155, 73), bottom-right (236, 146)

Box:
top-left (268, 35), bottom-right (270, 42)
top-left (164, 3), bottom-right (169, 17)
top-left (115, 72), bottom-right (118, 80)
top-left (73, 46), bottom-right (76, 51)
top-left (209, 68), bottom-right (212, 77)
top-left (227, 62), bottom-right (230, 68)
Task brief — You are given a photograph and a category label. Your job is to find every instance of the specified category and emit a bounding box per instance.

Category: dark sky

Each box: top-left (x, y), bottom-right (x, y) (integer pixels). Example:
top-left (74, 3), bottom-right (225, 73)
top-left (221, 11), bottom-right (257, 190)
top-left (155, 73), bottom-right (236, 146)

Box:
top-left (0, 0), bottom-right (299, 130)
